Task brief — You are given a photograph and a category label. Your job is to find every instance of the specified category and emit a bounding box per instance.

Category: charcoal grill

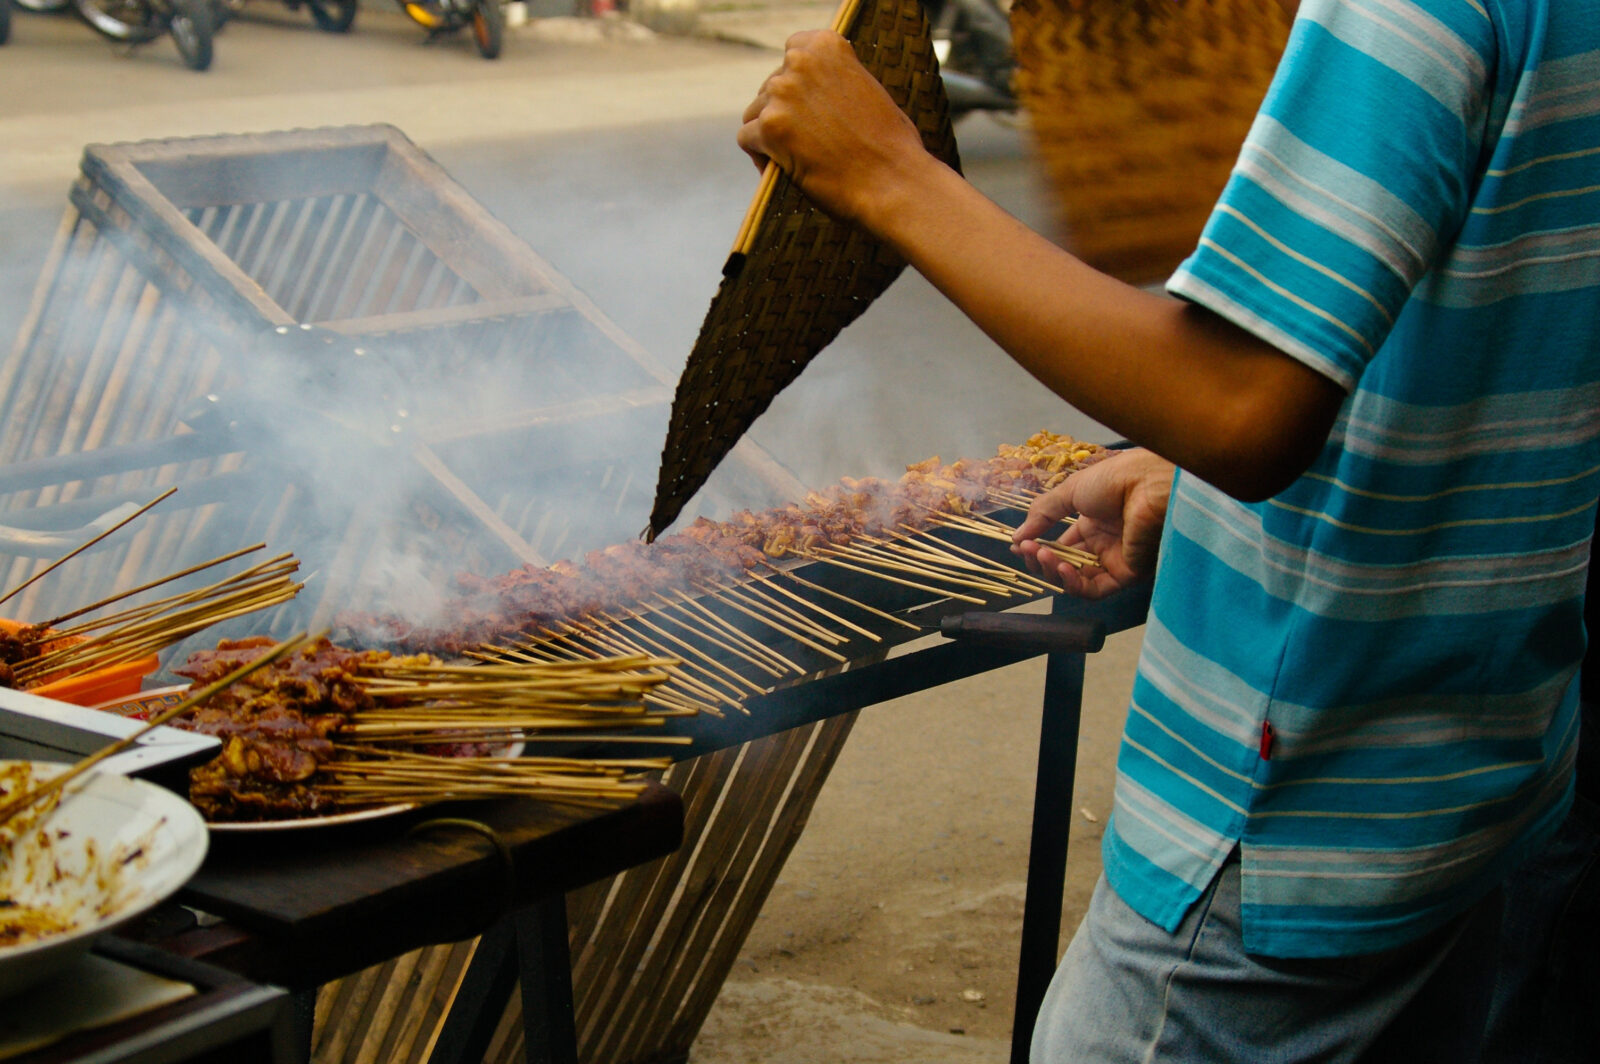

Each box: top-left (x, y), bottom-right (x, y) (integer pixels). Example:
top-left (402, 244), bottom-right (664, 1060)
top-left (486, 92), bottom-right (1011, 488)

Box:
top-left (436, 515), bottom-right (1149, 1064)
top-left (1, 125), bottom-right (1152, 1064)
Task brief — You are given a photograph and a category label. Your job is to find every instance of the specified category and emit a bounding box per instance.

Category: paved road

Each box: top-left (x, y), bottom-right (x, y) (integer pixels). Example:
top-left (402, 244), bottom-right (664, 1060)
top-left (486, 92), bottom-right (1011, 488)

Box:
top-left (0, 4), bottom-right (1105, 495)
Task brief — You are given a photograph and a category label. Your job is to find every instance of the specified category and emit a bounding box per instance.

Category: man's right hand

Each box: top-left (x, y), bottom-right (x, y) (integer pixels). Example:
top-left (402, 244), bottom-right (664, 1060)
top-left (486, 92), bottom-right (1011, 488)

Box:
top-left (1011, 448), bottom-right (1175, 599)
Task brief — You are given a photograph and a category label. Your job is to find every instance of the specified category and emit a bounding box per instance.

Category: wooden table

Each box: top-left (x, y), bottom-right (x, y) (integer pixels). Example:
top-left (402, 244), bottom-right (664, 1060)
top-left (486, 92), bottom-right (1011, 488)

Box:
top-left (119, 782), bottom-right (684, 1064)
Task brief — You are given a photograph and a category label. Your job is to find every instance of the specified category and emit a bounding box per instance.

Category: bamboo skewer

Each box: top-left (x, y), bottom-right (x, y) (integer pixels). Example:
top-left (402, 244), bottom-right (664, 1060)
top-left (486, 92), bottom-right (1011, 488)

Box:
top-left (46, 556), bottom-right (300, 640)
top-left (891, 526), bottom-right (1061, 595)
top-left (1026, 538), bottom-right (1100, 567)
top-left (0, 487), bottom-right (177, 611)
top-left (879, 530), bottom-right (1061, 594)
top-left (690, 581), bottom-right (849, 664)
top-left (16, 571), bottom-right (302, 683)
top-left (34, 543), bottom-right (269, 631)
top-left (596, 613), bottom-right (753, 709)
top-left (515, 624), bottom-right (726, 717)
top-left (794, 549), bottom-right (988, 605)
top-left (616, 608), bottom-right (768, 697)
top-left (926, 510), bottom-right (1101, 568)
top-left (587, 617), bottom-right (745, 712)
top-left (16, 553), bottom-right (301, 674)
top-left (0, 632), bottom-right (317, 829)
top-left (987, 487), bottom-right (1049, 510)
top-left (750, 573), bottom-right (882, 642)
top-left (317, 745), bottom-right (672, 811)
top-left (36, 574), bottom-right (299, 658)
top-left (637, 594), bottom-right (778, 676)
top-left (820, 542), bottom-right (1020, 597)
top-left (652, 592), bottom-right (796, 677)
top-left (704, 579), bottom-right (847, 645)
top-left (587, 643), bottom-right (727, 717)
top-left (665, 588), bottom-right (809, 675)
top-left (761, 563), bottom-right (922, 631)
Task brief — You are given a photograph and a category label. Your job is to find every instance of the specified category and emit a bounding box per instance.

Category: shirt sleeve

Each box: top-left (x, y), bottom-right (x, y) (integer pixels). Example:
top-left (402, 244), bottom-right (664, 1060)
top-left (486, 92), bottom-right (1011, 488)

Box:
top-left (1166, 0), bottom-right (1498, 391)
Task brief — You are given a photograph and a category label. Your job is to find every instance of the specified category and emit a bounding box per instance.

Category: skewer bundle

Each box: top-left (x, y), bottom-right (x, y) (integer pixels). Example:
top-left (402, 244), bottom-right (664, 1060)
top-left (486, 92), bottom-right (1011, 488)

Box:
top-left (340, 654), bottom-right (687, 745)
top-left (320, 747), bottom-right (669, 811)
top-left (0, 484), bottom-right (302, 696)
top-left (10, 547), bottom-right (302, 690)
top-left (173, 639), bottom-right (688, 820)
top-left (927, 505), bottom-right (1100, 570)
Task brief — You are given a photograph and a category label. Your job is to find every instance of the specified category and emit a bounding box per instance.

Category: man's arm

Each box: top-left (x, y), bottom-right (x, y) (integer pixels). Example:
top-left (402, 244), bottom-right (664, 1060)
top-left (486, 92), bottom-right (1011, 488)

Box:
top-left (738, 32), bottom-right (1346, 501)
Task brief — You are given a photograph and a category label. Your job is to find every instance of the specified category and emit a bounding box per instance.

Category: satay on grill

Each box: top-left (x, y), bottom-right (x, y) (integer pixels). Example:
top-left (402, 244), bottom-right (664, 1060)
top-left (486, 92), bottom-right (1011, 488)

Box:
top-left (353, 432), bottom-right (1108, 655)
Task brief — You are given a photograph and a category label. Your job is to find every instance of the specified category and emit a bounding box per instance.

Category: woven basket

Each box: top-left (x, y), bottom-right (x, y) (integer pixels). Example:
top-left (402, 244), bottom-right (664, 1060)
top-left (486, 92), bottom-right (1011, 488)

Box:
top-left (646, 0), bottom-right (960, 540)
top-left (1011, 0), bottom-right (1297, 284)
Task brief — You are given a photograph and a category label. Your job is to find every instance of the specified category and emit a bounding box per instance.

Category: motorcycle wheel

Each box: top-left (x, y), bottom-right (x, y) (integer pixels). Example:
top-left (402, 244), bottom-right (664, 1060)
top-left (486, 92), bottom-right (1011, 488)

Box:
top-left (74, 0), bottom-right (164, 43)
top-left (16, 0), bottom-right (70, 12)
top-left (167, 0), bottom-right (213, 69)
top-left (470, 0), bottom-right (500, 58)
top-left (306, 0), bottom-right (354, 31)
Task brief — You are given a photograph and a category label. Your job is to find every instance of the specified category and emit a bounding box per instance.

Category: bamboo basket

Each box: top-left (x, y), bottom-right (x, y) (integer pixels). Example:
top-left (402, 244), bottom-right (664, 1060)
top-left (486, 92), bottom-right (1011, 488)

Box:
top-left (1011, 0), bottom-right (1297, 284)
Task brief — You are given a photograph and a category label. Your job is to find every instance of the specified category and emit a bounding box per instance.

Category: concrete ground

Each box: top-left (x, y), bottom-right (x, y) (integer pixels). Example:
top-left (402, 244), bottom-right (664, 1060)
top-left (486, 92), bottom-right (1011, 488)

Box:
top-left (0, 6), bottom-right (1143, 1060)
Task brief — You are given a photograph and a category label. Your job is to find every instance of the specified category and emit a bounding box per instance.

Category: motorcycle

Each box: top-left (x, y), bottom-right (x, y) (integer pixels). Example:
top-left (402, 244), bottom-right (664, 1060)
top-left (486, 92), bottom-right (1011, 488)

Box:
top-left (926, 0), bottom-right (1017, 118)
top-left (211, 0), bottom-right (494, 53)
top-left (17, 0), bottom-right (215, 69)
top-left (210, 0), bottom-right (357, 33)
top-left (398, 0), bottom-right (503, 59)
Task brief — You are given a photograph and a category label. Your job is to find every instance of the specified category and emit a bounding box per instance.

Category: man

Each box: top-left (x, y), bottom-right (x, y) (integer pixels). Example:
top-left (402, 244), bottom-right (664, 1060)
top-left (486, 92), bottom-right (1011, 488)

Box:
top-left (738, 0), bottom-right (1600, 1059)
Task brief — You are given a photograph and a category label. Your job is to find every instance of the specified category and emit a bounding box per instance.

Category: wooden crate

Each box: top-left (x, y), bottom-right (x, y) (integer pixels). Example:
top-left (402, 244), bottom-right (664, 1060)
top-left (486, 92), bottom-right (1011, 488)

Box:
top-left (1, 125), bottom-right (841, 1064)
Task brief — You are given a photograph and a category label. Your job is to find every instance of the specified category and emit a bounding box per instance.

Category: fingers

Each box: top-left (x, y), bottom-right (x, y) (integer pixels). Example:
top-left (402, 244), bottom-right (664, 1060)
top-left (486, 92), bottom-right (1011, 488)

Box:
top-left (1056, 564), bottom-right (1122, 601)
top-left (1021, 542), bottom-right (1114, 599)
top-left (1012, 483), bottom-right (1075, 547)
top-left (735, 119), bottom-right (771, 173)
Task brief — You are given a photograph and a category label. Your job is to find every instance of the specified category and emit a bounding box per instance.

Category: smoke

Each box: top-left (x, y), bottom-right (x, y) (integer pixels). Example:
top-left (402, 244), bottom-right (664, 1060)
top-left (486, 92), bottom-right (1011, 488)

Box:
top-left (0, 101), bottom-right (1104, 648)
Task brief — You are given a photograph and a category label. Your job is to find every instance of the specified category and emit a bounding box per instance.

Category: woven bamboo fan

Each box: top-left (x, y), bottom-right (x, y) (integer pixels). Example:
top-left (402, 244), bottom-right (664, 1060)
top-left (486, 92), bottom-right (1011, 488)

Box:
top-left (644, 0), bottom-right (960, 541)
top-left (1011, 0), bottom-right (1297, 284)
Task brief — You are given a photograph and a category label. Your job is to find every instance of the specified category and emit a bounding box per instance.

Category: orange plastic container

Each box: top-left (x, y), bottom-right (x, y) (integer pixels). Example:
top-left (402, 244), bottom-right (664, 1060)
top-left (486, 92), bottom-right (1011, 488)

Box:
top-left (0, 617), bottom-right (160, 707)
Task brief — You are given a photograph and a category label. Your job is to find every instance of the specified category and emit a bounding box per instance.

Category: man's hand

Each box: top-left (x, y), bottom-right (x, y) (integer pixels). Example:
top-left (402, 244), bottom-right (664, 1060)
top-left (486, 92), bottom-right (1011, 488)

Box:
top-left (737, 30), bottom-right (935, 227)
top-left (1011, 449), bottom-right (1175, 599)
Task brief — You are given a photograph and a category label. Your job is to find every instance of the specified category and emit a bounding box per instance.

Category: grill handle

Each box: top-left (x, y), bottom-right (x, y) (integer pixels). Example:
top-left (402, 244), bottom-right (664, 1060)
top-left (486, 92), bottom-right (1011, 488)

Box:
top-left (939, 612), bottom-right (1106, 655)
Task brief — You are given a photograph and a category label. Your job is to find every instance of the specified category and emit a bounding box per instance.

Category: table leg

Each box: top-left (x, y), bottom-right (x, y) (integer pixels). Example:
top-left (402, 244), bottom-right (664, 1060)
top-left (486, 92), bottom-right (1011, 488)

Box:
top-left (287, 986), bottom-right (317, 1064)
top-left (1010, 640), bottom-right (1087, 1064)
top-left (515, 895), bottom-right (578, 1064)
top-left (424, 899), bottom-right (581, 1064)
top-left (427, 916), bottom-right (520, 1064)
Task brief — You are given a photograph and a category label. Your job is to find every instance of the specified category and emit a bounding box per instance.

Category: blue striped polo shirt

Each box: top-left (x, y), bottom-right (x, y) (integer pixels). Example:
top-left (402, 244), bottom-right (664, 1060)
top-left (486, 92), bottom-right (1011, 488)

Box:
top-left (1106, 0), bottom-right (1600, 957)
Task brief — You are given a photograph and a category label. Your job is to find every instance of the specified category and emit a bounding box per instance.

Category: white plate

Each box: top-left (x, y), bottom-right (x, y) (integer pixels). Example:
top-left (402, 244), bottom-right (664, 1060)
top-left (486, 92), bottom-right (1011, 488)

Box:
top-left (205, 800), bottom-right (416, 834)
top-left (0, 760), bottom-right (208, 1000)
